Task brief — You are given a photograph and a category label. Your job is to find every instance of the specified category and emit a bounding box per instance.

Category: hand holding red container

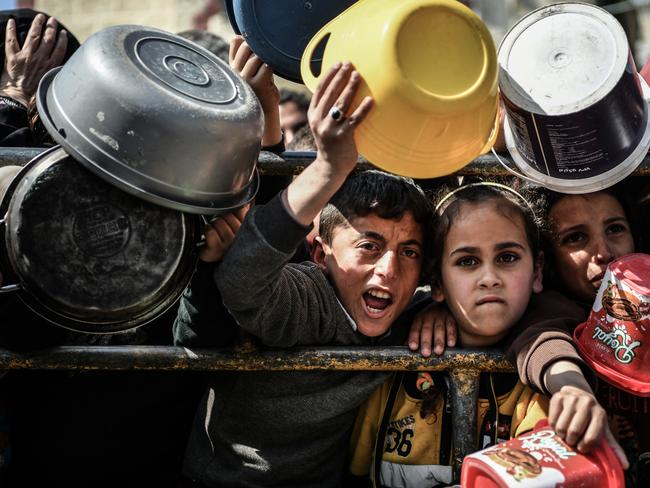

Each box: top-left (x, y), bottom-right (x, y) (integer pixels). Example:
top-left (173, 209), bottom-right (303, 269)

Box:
top-left (461, 420), bottom-right (624, 487)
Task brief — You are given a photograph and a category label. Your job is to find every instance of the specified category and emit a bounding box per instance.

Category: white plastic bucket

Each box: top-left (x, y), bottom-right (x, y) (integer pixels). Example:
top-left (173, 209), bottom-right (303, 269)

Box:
top-left (498, 3), bottom-right (650, 194)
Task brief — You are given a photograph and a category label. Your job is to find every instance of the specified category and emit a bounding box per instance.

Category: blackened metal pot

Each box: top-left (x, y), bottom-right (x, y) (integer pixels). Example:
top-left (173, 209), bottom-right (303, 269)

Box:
top-left (0, 147), bottom-right (199, 333)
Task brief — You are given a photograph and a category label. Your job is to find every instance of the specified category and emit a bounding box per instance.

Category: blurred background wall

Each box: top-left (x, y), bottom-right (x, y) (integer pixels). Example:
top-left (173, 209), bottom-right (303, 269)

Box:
top-left (4, 0), bottom-right (650, 83)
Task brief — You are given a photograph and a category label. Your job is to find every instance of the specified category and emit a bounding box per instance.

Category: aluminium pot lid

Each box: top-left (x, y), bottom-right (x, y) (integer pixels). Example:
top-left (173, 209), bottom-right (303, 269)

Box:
top-left (36, 25), bottom-right (263, 215)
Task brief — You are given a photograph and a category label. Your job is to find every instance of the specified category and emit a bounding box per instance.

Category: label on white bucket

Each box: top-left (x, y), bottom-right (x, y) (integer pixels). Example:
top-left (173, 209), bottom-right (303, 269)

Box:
top-left (498, 3), bottom-right (650, 191)
top-left (502, 54), bottom-right (647, 180)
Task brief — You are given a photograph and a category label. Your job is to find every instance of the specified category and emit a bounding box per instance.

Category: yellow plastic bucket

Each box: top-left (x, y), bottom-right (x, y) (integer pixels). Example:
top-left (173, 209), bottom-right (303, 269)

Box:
top-left (300, 0), bottom-right (500, 178)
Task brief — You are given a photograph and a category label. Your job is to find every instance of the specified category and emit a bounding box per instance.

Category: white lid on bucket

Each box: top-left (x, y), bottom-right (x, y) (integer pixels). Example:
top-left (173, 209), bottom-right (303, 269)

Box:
top-left (498, 3), bottom-right (628, 116)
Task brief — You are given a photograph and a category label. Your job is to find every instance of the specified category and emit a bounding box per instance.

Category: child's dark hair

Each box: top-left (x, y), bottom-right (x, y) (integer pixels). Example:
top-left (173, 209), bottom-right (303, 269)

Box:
top-left (319, 170), bottom-right (432, 280)
top-left (286, 124), bottom-right (316, 151)
top-left (429, 179), bottom-right (543, 286)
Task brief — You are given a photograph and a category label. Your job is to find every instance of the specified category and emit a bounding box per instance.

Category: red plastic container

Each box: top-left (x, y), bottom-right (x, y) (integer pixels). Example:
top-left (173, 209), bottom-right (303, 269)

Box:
top-left (461, 421), bottom-right (624, 487)
top-left (574, 253), bottom-right (650, 396)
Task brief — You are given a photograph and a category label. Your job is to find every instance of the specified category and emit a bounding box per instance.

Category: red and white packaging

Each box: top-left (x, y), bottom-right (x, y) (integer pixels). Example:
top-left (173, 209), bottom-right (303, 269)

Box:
top-left (574, 253), bottom-right (650, 396)
top-left (461, 421), bottom-right (624, 487)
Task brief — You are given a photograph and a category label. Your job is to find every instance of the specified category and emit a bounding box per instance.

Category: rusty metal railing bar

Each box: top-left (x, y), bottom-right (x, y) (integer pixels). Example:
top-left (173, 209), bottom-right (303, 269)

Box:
top-left (3, 147), bottom-right (650, 176)
top-left (0, 345), bottom-right (505, 470)
top-left (262, 151), bottom-right (650, 176)
top-left (0, 345), bottom-right (513, 372)
top-left (0, 147), bottom-right (44, 166)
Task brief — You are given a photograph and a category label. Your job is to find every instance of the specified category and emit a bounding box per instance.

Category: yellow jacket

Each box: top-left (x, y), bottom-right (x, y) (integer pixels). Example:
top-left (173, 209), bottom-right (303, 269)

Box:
top-left (349, 372), bottom-right (549, 487)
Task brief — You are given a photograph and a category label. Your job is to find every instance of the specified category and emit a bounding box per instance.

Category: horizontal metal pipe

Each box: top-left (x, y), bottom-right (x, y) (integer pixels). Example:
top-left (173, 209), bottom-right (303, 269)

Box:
top-left (0, 147), bottom-right (45, 167)
top-left (3, 147), bottom-right (650, 176)
top-left (0, 346), bottom-right (515, 372)
top-left (260, 151), bottom-right (650, 176)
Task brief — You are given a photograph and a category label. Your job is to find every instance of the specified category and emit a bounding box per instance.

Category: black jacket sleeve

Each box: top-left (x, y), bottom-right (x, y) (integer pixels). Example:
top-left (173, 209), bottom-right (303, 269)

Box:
top-left (173, 260), bottom-right (240, 347)
top-left (0, 96), bottom-right (32, 146)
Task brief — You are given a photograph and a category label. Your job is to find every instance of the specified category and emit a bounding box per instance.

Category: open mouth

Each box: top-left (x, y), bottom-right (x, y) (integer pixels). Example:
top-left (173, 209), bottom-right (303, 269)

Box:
top-left (362, 289), bottom-right (393, 316)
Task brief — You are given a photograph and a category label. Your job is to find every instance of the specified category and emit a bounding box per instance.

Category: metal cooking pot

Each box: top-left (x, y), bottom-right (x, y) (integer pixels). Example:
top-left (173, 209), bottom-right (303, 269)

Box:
top-left (0, 147), bottom-right (199, 333)
top-left (36, 25), bottom-right (263, 215)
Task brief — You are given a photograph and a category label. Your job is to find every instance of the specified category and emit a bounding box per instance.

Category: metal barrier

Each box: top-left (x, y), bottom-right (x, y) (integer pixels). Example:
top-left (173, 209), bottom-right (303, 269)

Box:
top-left (0, 344), bottom-right (513, 476)
top-left (3, 146), bottom-right (650, 176)
top-left (0, 146), bottom-right (647, 478)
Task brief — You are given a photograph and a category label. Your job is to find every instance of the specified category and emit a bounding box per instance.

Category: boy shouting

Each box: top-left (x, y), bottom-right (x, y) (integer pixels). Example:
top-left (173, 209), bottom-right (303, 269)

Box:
top-left (178, 63), bottom-right (432, 487)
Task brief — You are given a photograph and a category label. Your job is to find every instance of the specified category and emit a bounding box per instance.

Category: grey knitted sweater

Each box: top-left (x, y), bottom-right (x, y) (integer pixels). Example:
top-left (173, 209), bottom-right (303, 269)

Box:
top-left (177, 195), bottom-right (420, 487)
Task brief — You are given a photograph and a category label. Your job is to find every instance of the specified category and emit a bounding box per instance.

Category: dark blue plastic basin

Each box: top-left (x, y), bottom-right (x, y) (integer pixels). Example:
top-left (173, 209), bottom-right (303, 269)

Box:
top-left (225, 0), bottom-right (357, 83)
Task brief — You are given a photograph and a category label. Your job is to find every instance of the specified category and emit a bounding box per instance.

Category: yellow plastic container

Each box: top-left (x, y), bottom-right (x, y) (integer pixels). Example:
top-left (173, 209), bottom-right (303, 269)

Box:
top-left (300, 0), bottom-right (499, 178)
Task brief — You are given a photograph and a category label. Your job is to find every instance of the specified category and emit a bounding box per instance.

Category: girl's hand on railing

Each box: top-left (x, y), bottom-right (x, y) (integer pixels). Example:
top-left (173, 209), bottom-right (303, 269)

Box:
top-left (408, 302), bottom-right (457, 357)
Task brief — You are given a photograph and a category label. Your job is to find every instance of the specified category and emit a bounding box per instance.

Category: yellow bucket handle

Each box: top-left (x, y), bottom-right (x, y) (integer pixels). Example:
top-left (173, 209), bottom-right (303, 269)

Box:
top-left (479, 96), bottom-right (503, 155)
top-left (300, 29), bottom-right (331, 91)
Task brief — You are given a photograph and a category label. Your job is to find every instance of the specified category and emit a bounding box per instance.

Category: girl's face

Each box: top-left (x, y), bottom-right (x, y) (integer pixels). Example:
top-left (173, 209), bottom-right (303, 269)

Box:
top-left (549, 193), bottom-right (635, 304)
top-left (433, 201), bottom-right (543, 347)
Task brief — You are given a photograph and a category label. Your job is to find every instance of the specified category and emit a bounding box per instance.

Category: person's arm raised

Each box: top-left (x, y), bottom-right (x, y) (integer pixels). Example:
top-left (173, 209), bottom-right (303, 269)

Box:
top-left (212, 64), bottom-right (372, 347)
top-left (229, 36), bottom-right (282, 147)
top-left (0, 15), bottom-right (67, 107)
top-left (283, 62), bottom-right (373, 226)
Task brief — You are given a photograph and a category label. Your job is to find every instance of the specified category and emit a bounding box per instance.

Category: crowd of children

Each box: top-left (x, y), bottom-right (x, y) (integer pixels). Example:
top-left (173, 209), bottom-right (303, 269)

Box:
top-left (171, 35), bottom-right (649, 487)
top-left (1, 6), bottom-right (649, 488)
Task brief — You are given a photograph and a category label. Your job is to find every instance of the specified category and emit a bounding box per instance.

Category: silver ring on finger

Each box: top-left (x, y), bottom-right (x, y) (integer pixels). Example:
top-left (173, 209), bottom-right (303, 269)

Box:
top-left (329, 106), bottom-right (344, 122)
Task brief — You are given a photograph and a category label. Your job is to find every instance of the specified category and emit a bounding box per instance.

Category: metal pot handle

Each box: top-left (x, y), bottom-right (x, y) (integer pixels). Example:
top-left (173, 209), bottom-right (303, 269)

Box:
top-left (0, 283), bottom-right (20, 293)
top-left (0, 217), bottom-right (20, 293)
top-left (490, 148), bottom-right (538, 186)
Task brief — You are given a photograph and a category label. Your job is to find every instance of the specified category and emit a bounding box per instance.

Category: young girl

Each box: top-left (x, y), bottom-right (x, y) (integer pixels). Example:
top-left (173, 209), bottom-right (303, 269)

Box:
top-left (349, 182), bottom-right (551, 487)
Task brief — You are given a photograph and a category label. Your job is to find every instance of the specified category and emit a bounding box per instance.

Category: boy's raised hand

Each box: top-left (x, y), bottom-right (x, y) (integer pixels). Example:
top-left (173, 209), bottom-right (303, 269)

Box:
top-left (283, 63), bottom-right (372, 227)
top-left (408, 303), bottom-right (457, 356)
top-left (229, 35), bottom-right (282, 146)
top-left (199, 205), bottom-right (250, 263)
top-left (309, 62), bottom-right (373, 176)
